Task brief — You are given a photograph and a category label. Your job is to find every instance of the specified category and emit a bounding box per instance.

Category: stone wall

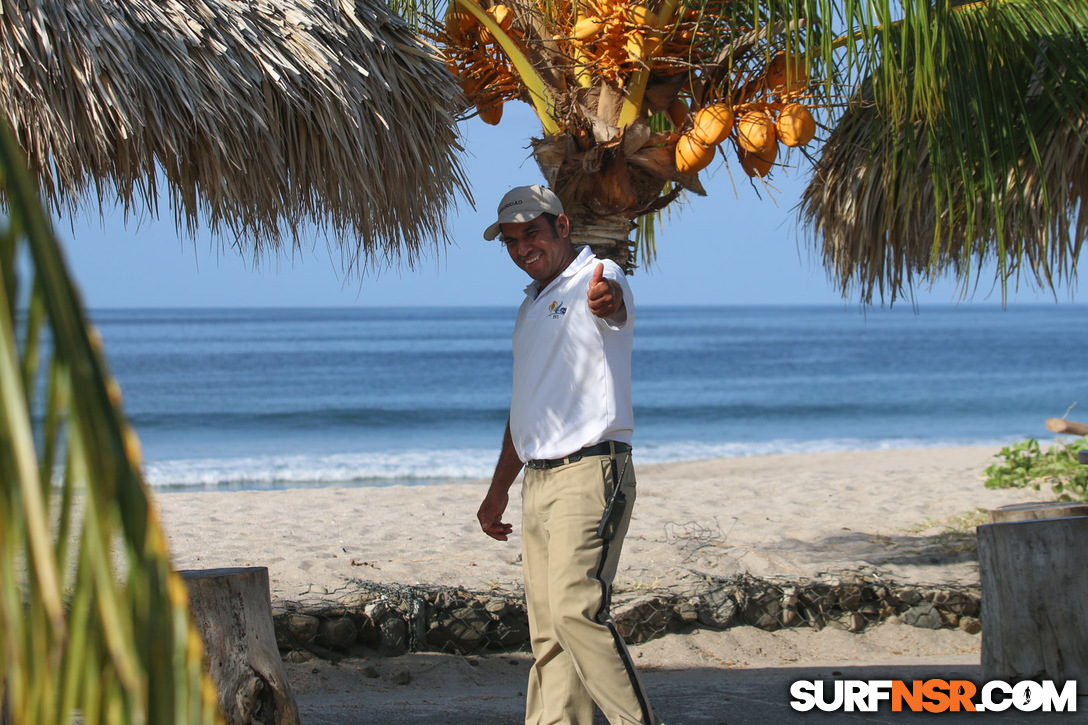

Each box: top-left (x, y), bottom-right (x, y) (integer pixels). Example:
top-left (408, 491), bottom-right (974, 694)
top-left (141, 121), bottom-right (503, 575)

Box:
top-left (273, 573), bottom-right (981, 661)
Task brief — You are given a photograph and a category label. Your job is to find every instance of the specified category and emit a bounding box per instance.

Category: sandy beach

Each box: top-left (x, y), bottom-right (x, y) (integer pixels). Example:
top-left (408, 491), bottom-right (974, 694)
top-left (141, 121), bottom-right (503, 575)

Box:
top-left (156, 445), bottom-right (1074, 723)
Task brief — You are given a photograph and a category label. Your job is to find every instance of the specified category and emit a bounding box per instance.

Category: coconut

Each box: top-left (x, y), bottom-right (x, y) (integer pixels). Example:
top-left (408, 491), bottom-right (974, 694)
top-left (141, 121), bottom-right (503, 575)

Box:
top-left (737, 111), bottom-right (776, 154)
top-left (627, 5), bottom-right (658, 27)
top-left (666, 97), bottom-right (689, 131)
top-left (675, 133), bottom-right (715, 174)
top-left (477, 101), bottom-right (503, 125)
top-left (764, 52), bottom-right (807, 96)
top-left (775, 103), bottom-right (816, 147)
top-left (445, 2), bottom-right (475, 40)
top-left (691, 103), bottom-right (734, 146)
top-left (738, 141), bottom-right (778, 177)
top-left (487, 4), bottom-right (513, 31)
top-left (573, 17), bottom-right (602, 41)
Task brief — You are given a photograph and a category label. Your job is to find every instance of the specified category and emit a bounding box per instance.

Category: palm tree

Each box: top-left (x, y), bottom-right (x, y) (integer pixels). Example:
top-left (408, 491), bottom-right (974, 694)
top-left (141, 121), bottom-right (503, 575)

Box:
top-left (0, 113), bottom-right (219, 723)
top-left (428, 0), bottom-right (1086, 300)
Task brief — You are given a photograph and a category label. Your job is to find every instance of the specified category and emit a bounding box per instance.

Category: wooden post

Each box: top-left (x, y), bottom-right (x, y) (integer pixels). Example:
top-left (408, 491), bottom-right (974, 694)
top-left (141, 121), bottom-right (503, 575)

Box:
top-left (977, 507), bottom-right (1088, 690)
top-left (182, 567), bottom-right (301, 725)
top-left (990, 502), bottom-right (1088, 523)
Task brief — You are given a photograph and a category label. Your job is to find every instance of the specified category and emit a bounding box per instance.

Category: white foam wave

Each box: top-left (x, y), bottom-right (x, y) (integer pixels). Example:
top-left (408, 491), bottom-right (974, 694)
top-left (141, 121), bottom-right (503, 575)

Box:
top-left (144, 449), bottom-right (497, 488)
top-left (143, 435), bottom-right (1016, 489)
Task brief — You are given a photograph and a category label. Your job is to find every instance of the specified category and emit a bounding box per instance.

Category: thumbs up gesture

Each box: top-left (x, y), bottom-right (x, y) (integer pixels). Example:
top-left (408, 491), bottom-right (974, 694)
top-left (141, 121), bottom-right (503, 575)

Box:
top-left (587, 263), bottom-right (623, 319)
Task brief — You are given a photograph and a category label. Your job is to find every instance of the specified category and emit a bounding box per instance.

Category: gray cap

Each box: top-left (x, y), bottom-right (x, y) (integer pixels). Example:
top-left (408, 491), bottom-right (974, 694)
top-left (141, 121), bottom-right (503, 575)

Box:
top-left (483, 184), bottom-right (565, 240)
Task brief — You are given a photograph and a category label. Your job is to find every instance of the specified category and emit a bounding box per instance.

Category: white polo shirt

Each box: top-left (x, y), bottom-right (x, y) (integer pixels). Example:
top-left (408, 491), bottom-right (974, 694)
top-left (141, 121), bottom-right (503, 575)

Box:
top-left (509, 246), bottom-right (634, 462)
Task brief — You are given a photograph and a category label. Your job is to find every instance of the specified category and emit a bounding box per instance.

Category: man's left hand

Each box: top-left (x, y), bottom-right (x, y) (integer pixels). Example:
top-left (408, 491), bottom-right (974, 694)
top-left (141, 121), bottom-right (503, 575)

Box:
top-left (587, 263), bottom-right (623, 319)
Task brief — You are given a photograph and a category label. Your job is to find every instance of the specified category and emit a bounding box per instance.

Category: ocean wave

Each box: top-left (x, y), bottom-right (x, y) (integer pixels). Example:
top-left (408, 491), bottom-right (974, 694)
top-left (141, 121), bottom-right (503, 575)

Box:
top-left (144, 449), bottom-right (498, 489)
top-left (633, 436), bottom-right (1014, 465)
top-left (142, 436), bottom-right (1016, 490)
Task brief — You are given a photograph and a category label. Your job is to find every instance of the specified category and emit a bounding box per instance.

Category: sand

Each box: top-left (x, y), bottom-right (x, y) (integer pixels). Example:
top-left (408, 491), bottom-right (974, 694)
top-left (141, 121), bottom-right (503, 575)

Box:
top-left (155, 445), bottom-right (1071, 723)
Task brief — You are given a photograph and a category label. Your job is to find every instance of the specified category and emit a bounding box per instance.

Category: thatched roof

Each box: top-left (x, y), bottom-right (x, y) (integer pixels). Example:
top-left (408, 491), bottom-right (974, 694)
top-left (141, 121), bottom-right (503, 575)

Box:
top-left (802, 92), bottom-right (1088, 305)
top-left (800, 2), bottom-right (1088, 305)
top-left (0, 0), bottom-right (471, 268)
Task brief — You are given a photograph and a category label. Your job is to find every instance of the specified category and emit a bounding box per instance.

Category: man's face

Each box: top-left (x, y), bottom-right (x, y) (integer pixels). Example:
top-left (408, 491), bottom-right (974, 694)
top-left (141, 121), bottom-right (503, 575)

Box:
top-left (500, 214), bottom-right (576, 288)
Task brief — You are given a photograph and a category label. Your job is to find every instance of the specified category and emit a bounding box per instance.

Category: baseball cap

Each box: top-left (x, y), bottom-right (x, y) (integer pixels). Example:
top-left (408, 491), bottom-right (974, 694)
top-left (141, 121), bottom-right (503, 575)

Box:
top-left (483, 185), bottom-right (565, 240)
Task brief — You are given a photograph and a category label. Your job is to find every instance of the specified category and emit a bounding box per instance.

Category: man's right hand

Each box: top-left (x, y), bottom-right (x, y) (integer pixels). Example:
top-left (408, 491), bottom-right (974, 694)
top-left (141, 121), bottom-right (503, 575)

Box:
top-left (477, 489), bottom-right (513, 541)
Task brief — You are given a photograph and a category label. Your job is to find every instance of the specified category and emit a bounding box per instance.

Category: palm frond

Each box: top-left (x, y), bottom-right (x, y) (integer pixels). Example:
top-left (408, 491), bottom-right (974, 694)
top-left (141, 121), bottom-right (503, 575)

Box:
top-left (0, 115), bottom-right (220, 724)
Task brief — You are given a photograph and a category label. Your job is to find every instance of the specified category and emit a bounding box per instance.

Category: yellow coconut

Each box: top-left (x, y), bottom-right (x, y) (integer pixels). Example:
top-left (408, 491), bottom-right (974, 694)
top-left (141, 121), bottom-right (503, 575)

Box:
top-left (445, 2), bottom-right (476, 39)
top-left (675, 133), bottom-right (715, 174)
top-left (487, 4), bottom-right (513, 31)
top-left (764, 52), bottom-right (807, 96)
top-left (736, 111), bottom-right (776, 154)
top-left (477, 101), bottom-right (503, 125)
top-left (775, 103), bottom-right (816, 147)
top-left (738, 142), bottom-right (778, 178)
top-left (691, 103), bottom-right (734, 146)
top-left (627, 5), bottom-right (658, 27)
top-left (666, 97), bottom-right (689, 131)
top-left (573, 17), bottom-right (602, 41)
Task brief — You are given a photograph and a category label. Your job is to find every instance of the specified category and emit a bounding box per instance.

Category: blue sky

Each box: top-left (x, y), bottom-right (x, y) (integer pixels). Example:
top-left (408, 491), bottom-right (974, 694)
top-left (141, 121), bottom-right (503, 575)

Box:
top-left (58, 102), bottom-right (1081, 309)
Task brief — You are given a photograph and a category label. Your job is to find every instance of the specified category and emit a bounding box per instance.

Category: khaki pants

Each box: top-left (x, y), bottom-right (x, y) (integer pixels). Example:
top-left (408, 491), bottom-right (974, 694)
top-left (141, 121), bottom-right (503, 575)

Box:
top-left (521, 451), bottom-right (655, 725)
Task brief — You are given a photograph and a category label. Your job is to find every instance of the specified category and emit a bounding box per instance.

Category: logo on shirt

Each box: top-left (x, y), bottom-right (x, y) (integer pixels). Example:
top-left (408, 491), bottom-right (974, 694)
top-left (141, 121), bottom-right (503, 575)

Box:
top-left (547, 300), bottom-right (568, 318)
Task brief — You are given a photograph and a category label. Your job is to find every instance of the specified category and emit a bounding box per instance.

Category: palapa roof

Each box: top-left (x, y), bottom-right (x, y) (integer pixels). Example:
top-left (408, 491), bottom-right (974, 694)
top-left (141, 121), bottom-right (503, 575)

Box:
top-left (802, 95), bottom-right (1088, 305)
top-left (800, 1), bottom-right (1088, 305)
top-left (0, 0), bottom-right (471, 268)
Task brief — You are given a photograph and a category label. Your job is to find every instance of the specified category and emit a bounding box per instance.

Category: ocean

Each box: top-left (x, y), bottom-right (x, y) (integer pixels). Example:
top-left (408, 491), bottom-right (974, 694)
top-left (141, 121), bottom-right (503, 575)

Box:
top-left (89, 304), bottom-right (1087, 491)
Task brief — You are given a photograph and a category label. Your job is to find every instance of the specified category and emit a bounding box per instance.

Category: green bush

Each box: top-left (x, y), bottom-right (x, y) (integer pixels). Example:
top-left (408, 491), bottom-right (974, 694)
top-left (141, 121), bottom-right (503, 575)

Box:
top-left (984, 436), bottom-right (1088, 501)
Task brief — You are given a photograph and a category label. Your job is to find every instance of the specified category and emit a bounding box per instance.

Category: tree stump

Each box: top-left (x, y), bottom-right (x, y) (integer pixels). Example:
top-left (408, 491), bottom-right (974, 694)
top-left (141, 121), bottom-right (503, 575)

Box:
top-left (977, 507), bottom-right (1088, 690)
top-left (182, 567), bottom-right (301, 725)
top-left (989, 501), bottom-right (1088, 523)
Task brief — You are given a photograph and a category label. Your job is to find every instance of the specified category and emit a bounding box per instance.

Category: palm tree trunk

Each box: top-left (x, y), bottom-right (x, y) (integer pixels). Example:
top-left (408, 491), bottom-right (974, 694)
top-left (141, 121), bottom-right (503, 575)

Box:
top-left (569, 213), bottom-right (638, 272)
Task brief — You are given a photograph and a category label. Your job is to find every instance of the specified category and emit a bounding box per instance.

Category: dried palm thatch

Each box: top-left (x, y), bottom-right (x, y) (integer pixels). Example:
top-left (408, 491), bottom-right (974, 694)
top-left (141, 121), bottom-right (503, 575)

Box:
top-left (801, 0), bottom-right (1088, 305)
top-left (802, 95), bottom-right (1088, 305)
top-left (0, 0), bottom-right (471, 269)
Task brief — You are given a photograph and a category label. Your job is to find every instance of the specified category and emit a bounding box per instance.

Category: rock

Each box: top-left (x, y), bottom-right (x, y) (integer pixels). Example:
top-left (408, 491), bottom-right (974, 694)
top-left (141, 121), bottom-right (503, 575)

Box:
top-left (696, 587), bottom-right (738, 629)
top-left (959, 616), bottom-right (982, 635)
top-left (492, 609), bottom-right (530, 648)
top-left (902, 603), bottom-right (944, 630)
top-left (282, 614), bottom-right (320, 646)
top-left (316, 616), bottom-right (358, 650)
top-left (363, 665), bottom-right (381, 679)
top-left (378, 615), bottom-right (409, 656)
top-left (390, 669), bottom-right (412, 686)
top-left (427, 604), bottom-right (490, 654)
top-left (282, 650), bottom-right (312, 664)
top-left (840, 612), bottom-right (867, 633)
top-left (674, 598), bottom-right (700, 624)
top-left (743, 585), bottom-right (784, 632)
top-left (364, 600), bottom-right (410, 656)
top-left (615, 596), bottom-right (672, 644)
top-left (780, 587), bottom-right (802, 628)
top-left (895, 587), bottom-right (923, 606)
top-left (836, 584), bottom-right (864, 611)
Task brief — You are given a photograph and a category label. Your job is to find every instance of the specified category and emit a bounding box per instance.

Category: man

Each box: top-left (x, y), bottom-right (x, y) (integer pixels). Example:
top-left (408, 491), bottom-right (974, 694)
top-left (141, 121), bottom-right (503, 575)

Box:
top-left (477, 184), bottom-right (657, 725)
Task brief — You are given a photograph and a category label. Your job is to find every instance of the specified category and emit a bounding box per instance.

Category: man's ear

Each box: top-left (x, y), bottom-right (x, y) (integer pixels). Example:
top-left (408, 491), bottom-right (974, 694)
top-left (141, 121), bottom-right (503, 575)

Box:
top-left (556, 213), bottom-right (571, 239)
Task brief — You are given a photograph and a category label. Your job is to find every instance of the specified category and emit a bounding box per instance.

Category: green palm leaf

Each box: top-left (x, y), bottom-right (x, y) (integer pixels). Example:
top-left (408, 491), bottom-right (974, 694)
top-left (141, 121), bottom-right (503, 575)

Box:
top-left (0, 114), bottom-right (220, 724)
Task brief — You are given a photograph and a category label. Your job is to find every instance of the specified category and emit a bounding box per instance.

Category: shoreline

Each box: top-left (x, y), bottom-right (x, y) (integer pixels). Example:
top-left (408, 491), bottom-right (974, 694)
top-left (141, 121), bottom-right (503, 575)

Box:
top-left (156, 445), bottom-right (1051, 602)
top-left (141, 437), bottom-right (1032, 491)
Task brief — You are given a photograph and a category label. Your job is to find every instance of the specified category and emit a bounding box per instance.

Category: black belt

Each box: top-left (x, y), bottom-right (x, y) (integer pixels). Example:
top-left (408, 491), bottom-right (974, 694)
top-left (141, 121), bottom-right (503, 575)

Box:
top-left (525, 441), bottom-right (632, 470)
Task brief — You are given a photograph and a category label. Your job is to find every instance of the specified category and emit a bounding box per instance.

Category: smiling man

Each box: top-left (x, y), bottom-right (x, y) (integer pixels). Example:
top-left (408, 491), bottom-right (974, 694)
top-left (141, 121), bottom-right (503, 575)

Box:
top-left (478, 185), bottom-right (657, 725)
